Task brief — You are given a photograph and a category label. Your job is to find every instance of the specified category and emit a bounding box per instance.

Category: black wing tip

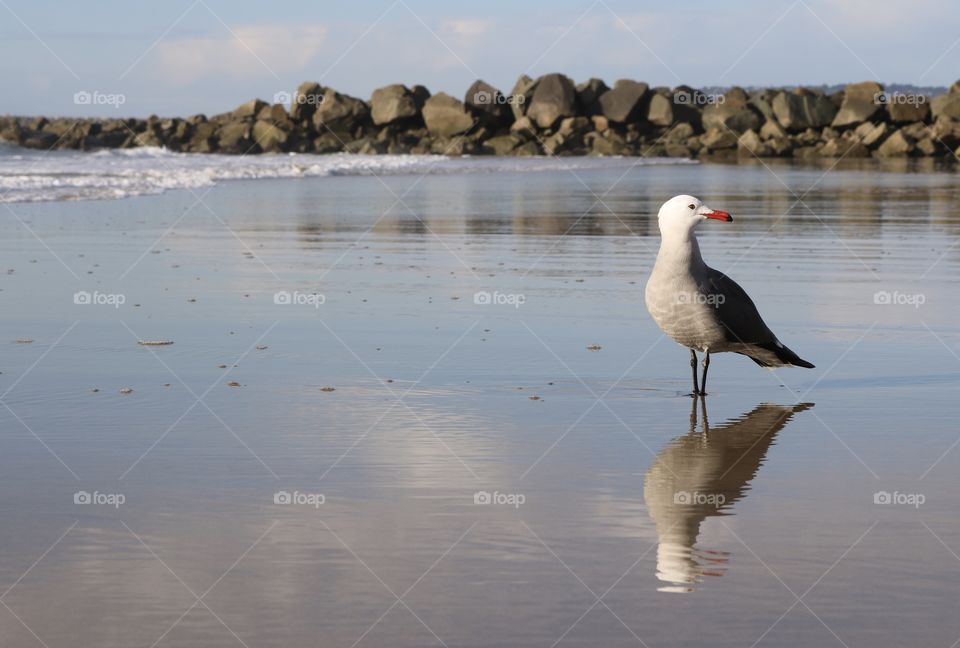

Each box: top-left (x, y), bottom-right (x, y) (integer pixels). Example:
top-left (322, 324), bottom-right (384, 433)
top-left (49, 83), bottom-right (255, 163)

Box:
top-left (791, 358), bottom-right (815, 369)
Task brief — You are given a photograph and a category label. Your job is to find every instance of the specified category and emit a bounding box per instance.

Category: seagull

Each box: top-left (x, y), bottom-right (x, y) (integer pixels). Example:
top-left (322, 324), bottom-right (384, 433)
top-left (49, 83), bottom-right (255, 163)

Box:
top-left (643, 399), bottom-right (813, 590)
top-left (645, 195), bottom-right (814, 395)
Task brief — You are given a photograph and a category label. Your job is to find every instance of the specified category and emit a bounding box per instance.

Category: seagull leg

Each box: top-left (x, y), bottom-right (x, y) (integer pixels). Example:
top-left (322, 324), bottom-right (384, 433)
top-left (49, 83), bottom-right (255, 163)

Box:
top-left (689, 348), bottom-right (700, 396)
top-left (700, 351), bottom-right (711, 396)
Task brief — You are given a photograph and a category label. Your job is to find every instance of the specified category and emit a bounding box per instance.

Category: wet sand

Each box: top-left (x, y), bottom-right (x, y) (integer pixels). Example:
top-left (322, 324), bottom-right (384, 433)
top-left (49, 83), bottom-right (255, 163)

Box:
top-left (0, 158), bottom-right (958, 647)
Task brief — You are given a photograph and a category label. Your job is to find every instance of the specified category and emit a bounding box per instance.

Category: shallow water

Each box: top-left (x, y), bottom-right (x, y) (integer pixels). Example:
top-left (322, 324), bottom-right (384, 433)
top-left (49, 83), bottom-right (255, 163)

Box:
top-left (1, 158), bottom-right (958, 647)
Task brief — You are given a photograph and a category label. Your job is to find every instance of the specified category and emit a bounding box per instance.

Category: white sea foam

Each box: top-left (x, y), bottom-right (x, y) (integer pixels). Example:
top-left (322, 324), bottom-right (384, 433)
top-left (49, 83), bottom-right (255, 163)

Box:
top-left (0, 144), bottom-right (696, 204)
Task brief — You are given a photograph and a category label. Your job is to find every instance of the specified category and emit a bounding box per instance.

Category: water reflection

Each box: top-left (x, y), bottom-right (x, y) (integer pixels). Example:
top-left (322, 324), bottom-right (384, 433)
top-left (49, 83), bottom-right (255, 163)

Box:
top-left (643, 399), bottom-right (813, 592)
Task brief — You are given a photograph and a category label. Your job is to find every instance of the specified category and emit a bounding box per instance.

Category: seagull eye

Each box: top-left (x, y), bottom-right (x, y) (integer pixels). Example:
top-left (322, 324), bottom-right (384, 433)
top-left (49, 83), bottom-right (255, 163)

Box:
top-left (688, 204), bottom-right (696, 210)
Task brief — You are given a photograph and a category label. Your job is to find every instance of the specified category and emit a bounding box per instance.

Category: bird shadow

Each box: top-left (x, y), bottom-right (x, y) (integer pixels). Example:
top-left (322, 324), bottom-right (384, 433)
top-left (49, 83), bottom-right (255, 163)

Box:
top-left (643, 398), bottom-right (814, 592)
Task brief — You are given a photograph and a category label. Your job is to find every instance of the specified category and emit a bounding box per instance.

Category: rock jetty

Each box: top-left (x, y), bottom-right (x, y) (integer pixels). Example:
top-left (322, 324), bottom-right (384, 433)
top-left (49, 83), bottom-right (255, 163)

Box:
top-left (2, 76), bottom-right (959, 159)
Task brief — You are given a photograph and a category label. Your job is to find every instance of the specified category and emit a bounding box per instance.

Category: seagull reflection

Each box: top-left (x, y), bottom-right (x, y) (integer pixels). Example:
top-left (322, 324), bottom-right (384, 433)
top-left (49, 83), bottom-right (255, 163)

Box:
top-left (643, 398), bottom-right (813, 592)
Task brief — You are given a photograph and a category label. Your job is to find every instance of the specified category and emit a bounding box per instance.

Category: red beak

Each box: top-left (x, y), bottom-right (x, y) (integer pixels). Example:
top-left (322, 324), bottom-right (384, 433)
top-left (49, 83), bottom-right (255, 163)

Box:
top-left (704, 210), bottom-right (733, 222)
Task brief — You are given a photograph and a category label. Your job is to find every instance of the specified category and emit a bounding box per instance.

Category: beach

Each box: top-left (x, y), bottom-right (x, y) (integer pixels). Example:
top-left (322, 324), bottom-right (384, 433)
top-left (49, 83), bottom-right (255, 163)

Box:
top-left (1, 155), bottom-right (958, 646)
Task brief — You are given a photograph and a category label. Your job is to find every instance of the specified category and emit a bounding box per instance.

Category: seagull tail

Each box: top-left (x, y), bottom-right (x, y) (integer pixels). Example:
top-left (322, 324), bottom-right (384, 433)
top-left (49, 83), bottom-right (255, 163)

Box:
top-left (746, 341), bottom-right (815, 369)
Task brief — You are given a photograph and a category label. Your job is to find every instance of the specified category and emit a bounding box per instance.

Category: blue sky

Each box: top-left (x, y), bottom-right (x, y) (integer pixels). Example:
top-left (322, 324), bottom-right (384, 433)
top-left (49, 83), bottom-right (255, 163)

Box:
top-left (1, 0), bottom-right (958, 117)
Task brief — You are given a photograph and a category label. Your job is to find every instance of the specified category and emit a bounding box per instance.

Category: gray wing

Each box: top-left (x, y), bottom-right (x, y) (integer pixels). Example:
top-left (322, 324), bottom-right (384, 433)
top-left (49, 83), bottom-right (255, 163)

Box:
top-left (702, 267), bottom-right (815, 368)
top-left (701, 266), bottom-right (776, 347)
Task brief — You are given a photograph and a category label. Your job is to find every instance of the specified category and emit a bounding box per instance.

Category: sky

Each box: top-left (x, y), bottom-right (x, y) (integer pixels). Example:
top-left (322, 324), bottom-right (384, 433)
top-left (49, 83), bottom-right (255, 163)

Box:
top-left (1, 0), bottom-right (959, 117)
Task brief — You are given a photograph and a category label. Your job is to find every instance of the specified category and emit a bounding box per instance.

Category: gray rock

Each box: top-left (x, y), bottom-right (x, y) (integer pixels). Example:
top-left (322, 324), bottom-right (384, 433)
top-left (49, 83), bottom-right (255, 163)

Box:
top-left (233, 99), bottom-right (267, 119)
top-left (598, 79), bottom-right (650, 123)
top-left (832, 81), bottom-right (884, 127)
top-left (510, 116), bottom-right (537, 137)
top-left (527, 73), bottom-right (577, 129)
top-left (370, 84), bottom-right (419, 125)
top-left (509, 75), bottom-right (538, 120)
top-left (216, 121), bottom-right (252, 152)
top-left (576, 78), bottom-right (610, 116)
top-left (465, 79), bottom-right (510, 124)
top-left (887, 98), bottom-right (930, 123)
top-left (702, 87), bottom-right (761, 133)
top-left (760, 120), bottom-right (788, 140)
top-left (291, 81), bottom-right (324, 122)
top-left (930, 93), bottom-right (960, 121)
top-left (700, 128), bottom-right (738, 150)
top-left (588, 130), bottom-right (629, 156)
top-left (252, 120), bottom-right (288, 152)
top-left (858, 122), bottom-right (889, 148)
top-left (313, 90), bottom-right (369, 137)
top-left (422, 92), bottom-right (475, 137)
top-left (876, 129), bottom-right (914, 157)
top-left (411, 85), bottom-right (431, 110)
top-left (482, 134), bottom-right (524, 155)
top-left (771, 91), bottom-right (837, 131)
top-left (647, 89), bottom-right (701, 129)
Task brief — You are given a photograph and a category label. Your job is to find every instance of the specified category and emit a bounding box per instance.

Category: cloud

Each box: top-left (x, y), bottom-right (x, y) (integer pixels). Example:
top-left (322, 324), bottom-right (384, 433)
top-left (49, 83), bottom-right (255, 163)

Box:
top-left (155, 24), bottom-right (327, 84)
top-left (440, 18), bottom-right (493, 38)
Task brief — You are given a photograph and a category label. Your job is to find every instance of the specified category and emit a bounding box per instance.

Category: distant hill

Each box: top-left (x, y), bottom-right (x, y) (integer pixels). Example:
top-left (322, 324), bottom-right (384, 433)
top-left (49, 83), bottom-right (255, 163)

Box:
top-left (702, 83), bottom-right (948, 96)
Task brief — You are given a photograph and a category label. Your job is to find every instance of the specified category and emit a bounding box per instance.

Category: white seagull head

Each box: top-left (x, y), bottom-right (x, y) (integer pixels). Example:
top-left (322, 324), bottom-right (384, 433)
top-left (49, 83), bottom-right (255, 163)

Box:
top-left (657, 194), bottom-right (733, 237)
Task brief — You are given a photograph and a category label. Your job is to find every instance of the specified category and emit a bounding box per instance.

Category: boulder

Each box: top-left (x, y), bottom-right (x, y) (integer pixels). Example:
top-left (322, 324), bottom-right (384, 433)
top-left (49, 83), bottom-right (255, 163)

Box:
top-left (482, 134), bottom-right (524, 155)
top-left (422, 92), bottom-right (475, 137)
top-left (509, 75), bottom-right (538, 120)
top-left (930, 93), bottom-right (960, 121)
top-left (932, 117), bottom-right (960, 149)
top-left (832, 81), bottom-right (884, 127)
top-left (771, 90), bottom-right (837, 131)
top-left (748, 89), bottom-right (778, 123)
top-left (702, 87), bottom-right (761, 133)
top-left (233, 99), bottom-right (267, 119)
top-left (819, 137), bottom-right (869, 158)
top-left (313, 132), bottom-right (344, 153)
top-left (411, 85), bottom-right (431, 110)
top-left (252, 120), bottom-right (288, 152)
top-left (760, 119), bottom-right (788, 140)
top-left (313, 90), bottom-right (370, 137)
top-left (510, 116), bottom-right (537, 138)
top-left (737, 129), bottom-right (771, 156)
top-left (370, 84), bottom-right (419, 125)
top-left (576, 78), bottom-right (610, 116)
top-left (876, 129), bottom-right (915, 157)
top-left (527, 73), bottom-right (577, 129)
top-left (465, 79), bottom-right (510, 124)
top-left (647, 89), bottom-right (701, 129)
top-left (857, 122), bottom-right (889, 148)
top-left (510, 141), bottom-right (541, 156)
top-left (665, 122), bottom-right (695, 142)
top-left (216, 121), bottom-right (252, 152)
top-left (598, 79), bottom-right (650, 123)
top-left (291, 81), bottom-right (324, 122)
top-left (700, 128), bottom-right (738, 150)
top-left (887, 97), bottom-right (930, 123)
top-left (587, 130), bottom-right (630, 156)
